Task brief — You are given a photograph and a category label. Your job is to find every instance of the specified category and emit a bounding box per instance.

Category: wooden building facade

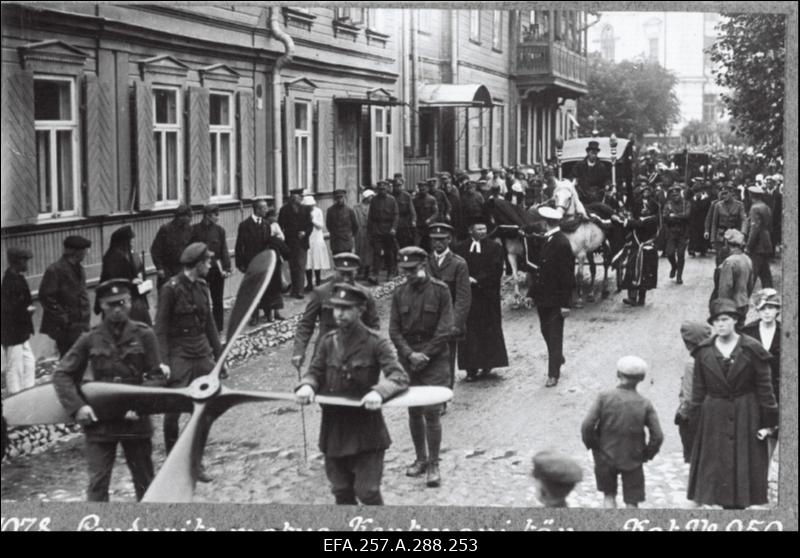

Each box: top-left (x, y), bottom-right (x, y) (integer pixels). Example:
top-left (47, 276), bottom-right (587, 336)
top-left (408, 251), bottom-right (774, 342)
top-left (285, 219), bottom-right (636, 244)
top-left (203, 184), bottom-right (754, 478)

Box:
top-left (1, 5), bottom-right (587, 359)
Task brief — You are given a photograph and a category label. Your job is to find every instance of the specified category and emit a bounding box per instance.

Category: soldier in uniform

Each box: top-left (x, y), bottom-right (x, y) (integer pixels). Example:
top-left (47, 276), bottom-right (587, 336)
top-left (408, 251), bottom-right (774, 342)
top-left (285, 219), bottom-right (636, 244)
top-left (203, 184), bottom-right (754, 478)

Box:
top-left (151, 204), bottom-right (194, 291)
top-left (662, 184), bottom-right (691, 285)
top-left (367, 181), bottom-right (399, 284)
top-left (154, 242), bottom-right (221, 483)
top-left (295, 283), bottom-right (409, 505)
top-left (389, 247), bottom-right (454, 488)
top-left (427, 177), bottom-right (452, 222)
top-left (190, 204), bottom-right (232, 332)
top-left (708, 184), bottom-right (747, 265)
top-left (326, 189), bottom-right (359, 255)
top-left (426, 223), bottom-right (471, 389)
top-left (39, 235), bottom-right (92, 356)
top-left (392, 178), bottom-right (417, 249)
top-left (413, 182), bottom-right (440, 252)
top-left (291, 253), bottom-right (380, 372)
top-left (531, 450), bottom-right (584, 508)
top-left (53, 279), bottom-right (167, 501)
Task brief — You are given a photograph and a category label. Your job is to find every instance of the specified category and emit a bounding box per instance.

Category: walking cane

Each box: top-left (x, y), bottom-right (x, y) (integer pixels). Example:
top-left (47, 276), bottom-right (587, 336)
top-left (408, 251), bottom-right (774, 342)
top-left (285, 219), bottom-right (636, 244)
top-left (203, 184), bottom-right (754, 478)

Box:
top-left (293, 360), bottom-right (309, 464)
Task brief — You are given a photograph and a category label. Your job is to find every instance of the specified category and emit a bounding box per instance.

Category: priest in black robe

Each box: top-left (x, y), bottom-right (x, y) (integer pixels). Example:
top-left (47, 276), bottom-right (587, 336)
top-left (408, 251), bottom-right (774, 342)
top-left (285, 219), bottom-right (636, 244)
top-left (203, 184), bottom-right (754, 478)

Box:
top-left (453, 220), bottom-right (508, 380)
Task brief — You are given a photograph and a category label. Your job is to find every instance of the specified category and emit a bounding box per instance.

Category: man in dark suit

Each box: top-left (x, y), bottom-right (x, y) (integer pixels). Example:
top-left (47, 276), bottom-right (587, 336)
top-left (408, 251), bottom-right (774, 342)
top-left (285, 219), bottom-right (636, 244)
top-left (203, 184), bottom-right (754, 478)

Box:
top-left (572, 140), bottom-right (610, 206)
top-left (236, 198), bottom-right (271, 325)
top-left (150, 204), bottom-right (194, 291)
top-left (744, 186), bottom-right (774, 289)
top-left (39, 236), bottom-right (92, 356)
top-left (454, 220), bottom-right (508, 381)
top-left (427, 223), bottom-right (471, 388)
top-left (530, 207), bottom-right (575, 387)
top-left (1, 247), bottom-right (35, 393)
top-left (279, 189), bottom-right (313, 299)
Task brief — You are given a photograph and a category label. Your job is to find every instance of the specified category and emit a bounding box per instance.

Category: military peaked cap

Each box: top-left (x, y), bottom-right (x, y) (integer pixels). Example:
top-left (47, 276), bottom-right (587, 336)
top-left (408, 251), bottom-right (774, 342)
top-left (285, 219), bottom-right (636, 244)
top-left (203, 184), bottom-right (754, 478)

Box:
top-left (397, 246), bottom-right (428, 268)
top-left (96, 278), bottom-right (133, 303)
top-left (329, 282), bottom-right (368, 307)
top-left (333, 252), bottom-right (361, 271)
top-left (428, 222), bottom-right (454, 238)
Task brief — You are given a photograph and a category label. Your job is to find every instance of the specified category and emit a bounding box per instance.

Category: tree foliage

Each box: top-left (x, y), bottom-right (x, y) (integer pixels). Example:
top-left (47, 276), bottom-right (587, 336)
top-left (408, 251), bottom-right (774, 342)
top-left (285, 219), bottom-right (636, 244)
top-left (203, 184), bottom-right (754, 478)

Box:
top-left (709, 14), bottom-right (785, 160)
top-left (577, 54), bottom-right (681, 140)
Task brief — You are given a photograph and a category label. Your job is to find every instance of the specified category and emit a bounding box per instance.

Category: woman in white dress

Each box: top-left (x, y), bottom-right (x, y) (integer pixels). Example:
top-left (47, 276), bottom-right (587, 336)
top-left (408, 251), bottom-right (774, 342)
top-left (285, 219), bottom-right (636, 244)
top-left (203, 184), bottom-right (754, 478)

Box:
top-left (303, 194), bottom-right (330, 290)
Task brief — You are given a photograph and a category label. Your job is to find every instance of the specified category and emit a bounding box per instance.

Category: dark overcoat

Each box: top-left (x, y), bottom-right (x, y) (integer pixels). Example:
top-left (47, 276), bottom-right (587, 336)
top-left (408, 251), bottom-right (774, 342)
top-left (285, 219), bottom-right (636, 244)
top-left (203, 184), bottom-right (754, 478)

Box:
top-left (1, 268), bottom-right (34, 346)
top-left (39, 256), bottom-right (90, 341)
top-left (687, 334), bottom-right (778, 508)
top-left (741, 320), bottom-right (781, 403)
top-left (454, 238), bottom-right (508, 370)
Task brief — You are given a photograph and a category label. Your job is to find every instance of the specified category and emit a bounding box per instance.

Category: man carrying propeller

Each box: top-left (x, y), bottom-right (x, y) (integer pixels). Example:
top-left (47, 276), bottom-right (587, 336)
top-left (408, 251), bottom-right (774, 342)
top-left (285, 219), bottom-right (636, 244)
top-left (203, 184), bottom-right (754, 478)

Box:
top-left (53, 278), bottom-right (169, 502)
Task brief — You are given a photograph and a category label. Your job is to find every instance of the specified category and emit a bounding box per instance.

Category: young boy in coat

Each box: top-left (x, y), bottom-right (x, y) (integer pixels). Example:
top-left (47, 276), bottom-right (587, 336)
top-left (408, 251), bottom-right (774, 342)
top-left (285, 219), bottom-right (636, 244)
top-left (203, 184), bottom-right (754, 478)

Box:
top-left (581, 356), bottom-right (664, 508)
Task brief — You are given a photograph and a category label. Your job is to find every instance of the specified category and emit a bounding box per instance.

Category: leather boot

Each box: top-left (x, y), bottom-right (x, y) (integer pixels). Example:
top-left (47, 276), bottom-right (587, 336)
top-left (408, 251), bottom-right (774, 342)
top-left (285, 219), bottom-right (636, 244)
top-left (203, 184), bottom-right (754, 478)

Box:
top-left (637, 290), bottom-right (647, 306)
top-left (426, 460), bottom-right (441, 488)
top-left (406, 459), bottom-right (427, 477)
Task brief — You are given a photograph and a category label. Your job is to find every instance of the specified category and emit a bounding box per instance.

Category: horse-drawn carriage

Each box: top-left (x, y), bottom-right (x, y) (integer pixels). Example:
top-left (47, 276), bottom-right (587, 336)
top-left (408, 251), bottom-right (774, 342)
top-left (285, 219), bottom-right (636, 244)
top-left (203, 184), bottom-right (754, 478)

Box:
top-left (558, 136), bottom-right (636, 196)
top-left (670, 149), bottom-right (712, 183)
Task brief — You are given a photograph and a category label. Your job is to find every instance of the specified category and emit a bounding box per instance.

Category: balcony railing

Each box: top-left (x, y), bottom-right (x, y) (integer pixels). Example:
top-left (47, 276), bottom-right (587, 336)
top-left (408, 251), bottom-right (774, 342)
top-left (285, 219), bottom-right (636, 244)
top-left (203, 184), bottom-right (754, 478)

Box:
top-left (516, 41), bottom-right (587, 85)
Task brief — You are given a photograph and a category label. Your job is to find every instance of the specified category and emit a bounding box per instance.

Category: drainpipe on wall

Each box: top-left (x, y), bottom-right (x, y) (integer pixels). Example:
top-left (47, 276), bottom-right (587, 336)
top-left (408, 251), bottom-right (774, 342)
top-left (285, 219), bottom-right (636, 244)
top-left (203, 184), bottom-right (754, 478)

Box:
top-left (269, 7), bottom-right (294, 208)
top-left (410, 9), bottom-right (419, 158)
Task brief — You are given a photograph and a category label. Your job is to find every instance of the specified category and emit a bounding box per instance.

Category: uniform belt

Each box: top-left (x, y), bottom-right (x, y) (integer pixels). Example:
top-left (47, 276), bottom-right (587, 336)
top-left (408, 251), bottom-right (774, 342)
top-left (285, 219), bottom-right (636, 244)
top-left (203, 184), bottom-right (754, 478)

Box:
top-left (169, 327), bottom-right (204, 337)
top-left (405, 333), bottom-right (432, 345)
top-left (706, 392), bottom-right (752, 401)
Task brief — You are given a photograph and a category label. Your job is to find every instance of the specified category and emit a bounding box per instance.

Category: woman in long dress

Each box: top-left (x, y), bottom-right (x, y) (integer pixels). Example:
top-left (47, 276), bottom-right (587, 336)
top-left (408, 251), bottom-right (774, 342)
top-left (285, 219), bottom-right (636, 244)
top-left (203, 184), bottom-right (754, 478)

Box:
top-left (303, 194), bottom-right (330, 290)
top-left (95, 225), bottom-right (152, 324)
top-left (687, 298), bottom-right (778, 509)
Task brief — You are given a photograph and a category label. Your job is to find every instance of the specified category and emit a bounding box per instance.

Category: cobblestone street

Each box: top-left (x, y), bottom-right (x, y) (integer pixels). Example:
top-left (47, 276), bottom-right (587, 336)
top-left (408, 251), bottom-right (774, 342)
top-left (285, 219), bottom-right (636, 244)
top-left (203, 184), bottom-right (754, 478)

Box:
top-left (1, 253), bottom-right (782, 510)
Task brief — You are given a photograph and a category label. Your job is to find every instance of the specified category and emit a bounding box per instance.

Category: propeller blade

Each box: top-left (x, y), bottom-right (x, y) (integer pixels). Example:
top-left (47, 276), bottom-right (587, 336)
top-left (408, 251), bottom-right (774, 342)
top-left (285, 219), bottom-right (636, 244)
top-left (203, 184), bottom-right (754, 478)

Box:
top-left (3, 383), bottom-right (72, 426)
top-left (223, 249), bottom-right (276, 345)
top-left (206, 386), bottom-right (297, 416)
top-left (81, 383), bottom-right (195, 418)
top-left (141, 401), bottom-right (209, 503)
top-left (315, 386), bottom-right (454, 408)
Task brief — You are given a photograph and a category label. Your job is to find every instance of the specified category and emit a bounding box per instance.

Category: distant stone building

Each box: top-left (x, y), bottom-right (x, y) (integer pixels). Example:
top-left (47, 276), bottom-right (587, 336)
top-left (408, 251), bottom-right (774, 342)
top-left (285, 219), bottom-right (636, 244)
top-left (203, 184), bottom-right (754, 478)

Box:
top-left (587, 11), bottom-right (727, 142)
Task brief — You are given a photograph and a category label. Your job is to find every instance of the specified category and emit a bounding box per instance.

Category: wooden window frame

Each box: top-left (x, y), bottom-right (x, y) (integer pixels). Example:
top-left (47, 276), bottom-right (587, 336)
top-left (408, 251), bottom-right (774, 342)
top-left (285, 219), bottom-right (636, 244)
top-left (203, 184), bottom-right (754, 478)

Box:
top-left (152, 85), bottom-right (183, 208)
top-left (469, 10), bottom-right (481, 43)
top-left (492, 10), bottom-right (503, 52)
top-left (209, 90), bottom-right (236, 200)
top-left (34, 74), bottom-right (80, 220)
top-left (294, 99), bottom-right (313, 193)
top-left (371, 105), bottom-right (392, 183)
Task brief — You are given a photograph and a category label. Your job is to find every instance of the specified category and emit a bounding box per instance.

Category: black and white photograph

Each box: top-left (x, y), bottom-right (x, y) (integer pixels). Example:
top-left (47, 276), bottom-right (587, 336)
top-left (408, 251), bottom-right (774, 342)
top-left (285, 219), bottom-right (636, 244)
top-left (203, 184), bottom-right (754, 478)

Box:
top-left (1, 1), bottom-right (796, 533)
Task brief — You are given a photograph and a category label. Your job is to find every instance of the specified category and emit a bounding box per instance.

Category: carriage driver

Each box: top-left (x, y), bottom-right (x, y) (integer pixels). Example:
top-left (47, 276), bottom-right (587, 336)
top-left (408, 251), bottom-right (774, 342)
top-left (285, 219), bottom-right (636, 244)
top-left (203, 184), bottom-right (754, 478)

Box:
top-left (573, 140), bottom-right (611, 206)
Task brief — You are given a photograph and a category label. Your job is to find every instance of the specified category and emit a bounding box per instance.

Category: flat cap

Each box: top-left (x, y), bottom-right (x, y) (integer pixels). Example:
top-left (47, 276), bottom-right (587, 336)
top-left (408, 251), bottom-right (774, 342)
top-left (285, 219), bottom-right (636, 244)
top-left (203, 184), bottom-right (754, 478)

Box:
top-left (202, 203), bottom-right (219, 215)
top-left (329, 282), bottom-right (368, 307)
top-left (723, 228), bottom-right (745, 246)
top-left (708, 298), bottom-right (742, 324)
top-left (428, 222), bottom-right (454, 238)
top-left (752, 288), bottom-right (781, 310)
top-left (7, 246), bottom-right (33, 261)
top-left (289, 188), bottom-right (305, 195)
top-left (532, 450), bottom-right (583, 486)
top-left (668, 184), bottom-right (683, 192)
top-left (96, 278), bottom-right (132, 303)
top-left (538, 206), bottom-right (564, 220)
top-left (175, 203), bottom-right (193, 217)
top-left (617, 355), bottom-right (648, 378)
top-left (64, 235), bottom-right (91, 249)
top-left (332, 252), bottom-right (361, 272)
top-left (180, 242), bottom-right (213, 266)
top-left (333, 189), bottom-right (347, 196)
top-left (397, 246), bottom-right (428, 268)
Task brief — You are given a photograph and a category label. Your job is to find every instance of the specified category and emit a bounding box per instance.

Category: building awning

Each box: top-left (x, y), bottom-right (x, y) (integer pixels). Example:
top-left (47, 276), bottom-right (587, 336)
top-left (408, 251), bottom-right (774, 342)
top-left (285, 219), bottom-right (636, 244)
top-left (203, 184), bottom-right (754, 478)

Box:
top-left (418, 84), bottom-right (494, 108)
top-left (334, 87), bottom-right (403, 106)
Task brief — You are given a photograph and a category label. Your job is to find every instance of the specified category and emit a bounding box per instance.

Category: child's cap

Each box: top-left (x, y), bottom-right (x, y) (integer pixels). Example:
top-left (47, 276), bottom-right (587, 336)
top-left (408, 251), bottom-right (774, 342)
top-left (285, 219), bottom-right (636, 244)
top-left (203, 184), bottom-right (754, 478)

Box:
top-left (617, 355), bottom-right (648, 379)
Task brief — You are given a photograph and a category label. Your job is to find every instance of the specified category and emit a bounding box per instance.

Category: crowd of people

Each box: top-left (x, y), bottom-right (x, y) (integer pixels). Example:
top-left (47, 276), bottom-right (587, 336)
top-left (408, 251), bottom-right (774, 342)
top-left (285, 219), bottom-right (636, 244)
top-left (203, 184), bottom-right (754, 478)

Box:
top-left (0, 142), bottom-right (784, 509)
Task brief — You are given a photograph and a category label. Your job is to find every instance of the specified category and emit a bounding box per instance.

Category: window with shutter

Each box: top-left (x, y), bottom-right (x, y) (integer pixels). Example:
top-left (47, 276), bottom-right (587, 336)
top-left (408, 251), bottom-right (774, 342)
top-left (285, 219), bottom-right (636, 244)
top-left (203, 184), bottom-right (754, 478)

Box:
top-left (208, 91), bottom-right (235, 199)
top-left (187, 86), bottom-right (212, 205)
top-left (133, 80), bottom-right (157, 210)
top-left (294, 100), bottom-right (313, 193)
top-left (34, 75), bottom-right (80, 219)
top-left (237, 91), bottom-right (255, 199)
top-left (84, 74), bottom-right (117, 216)
top-left (371, 106), bottom-right (391, 182)
top-left (150, 86), bottom-right (183, 206)
top-left (1, 69), bottom-right (38, 227)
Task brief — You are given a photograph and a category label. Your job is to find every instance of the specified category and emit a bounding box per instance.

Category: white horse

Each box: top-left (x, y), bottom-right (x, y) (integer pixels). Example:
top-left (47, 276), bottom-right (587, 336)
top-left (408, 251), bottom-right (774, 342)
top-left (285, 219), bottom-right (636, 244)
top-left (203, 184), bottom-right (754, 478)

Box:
top-left (552, 178), bottom-right (619, 307)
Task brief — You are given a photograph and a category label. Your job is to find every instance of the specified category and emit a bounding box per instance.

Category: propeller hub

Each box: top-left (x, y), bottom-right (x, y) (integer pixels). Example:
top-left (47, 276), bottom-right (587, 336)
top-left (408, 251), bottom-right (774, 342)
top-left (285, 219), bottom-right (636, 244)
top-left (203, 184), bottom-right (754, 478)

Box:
top-left (187, 375), bottom-right (221, 401)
